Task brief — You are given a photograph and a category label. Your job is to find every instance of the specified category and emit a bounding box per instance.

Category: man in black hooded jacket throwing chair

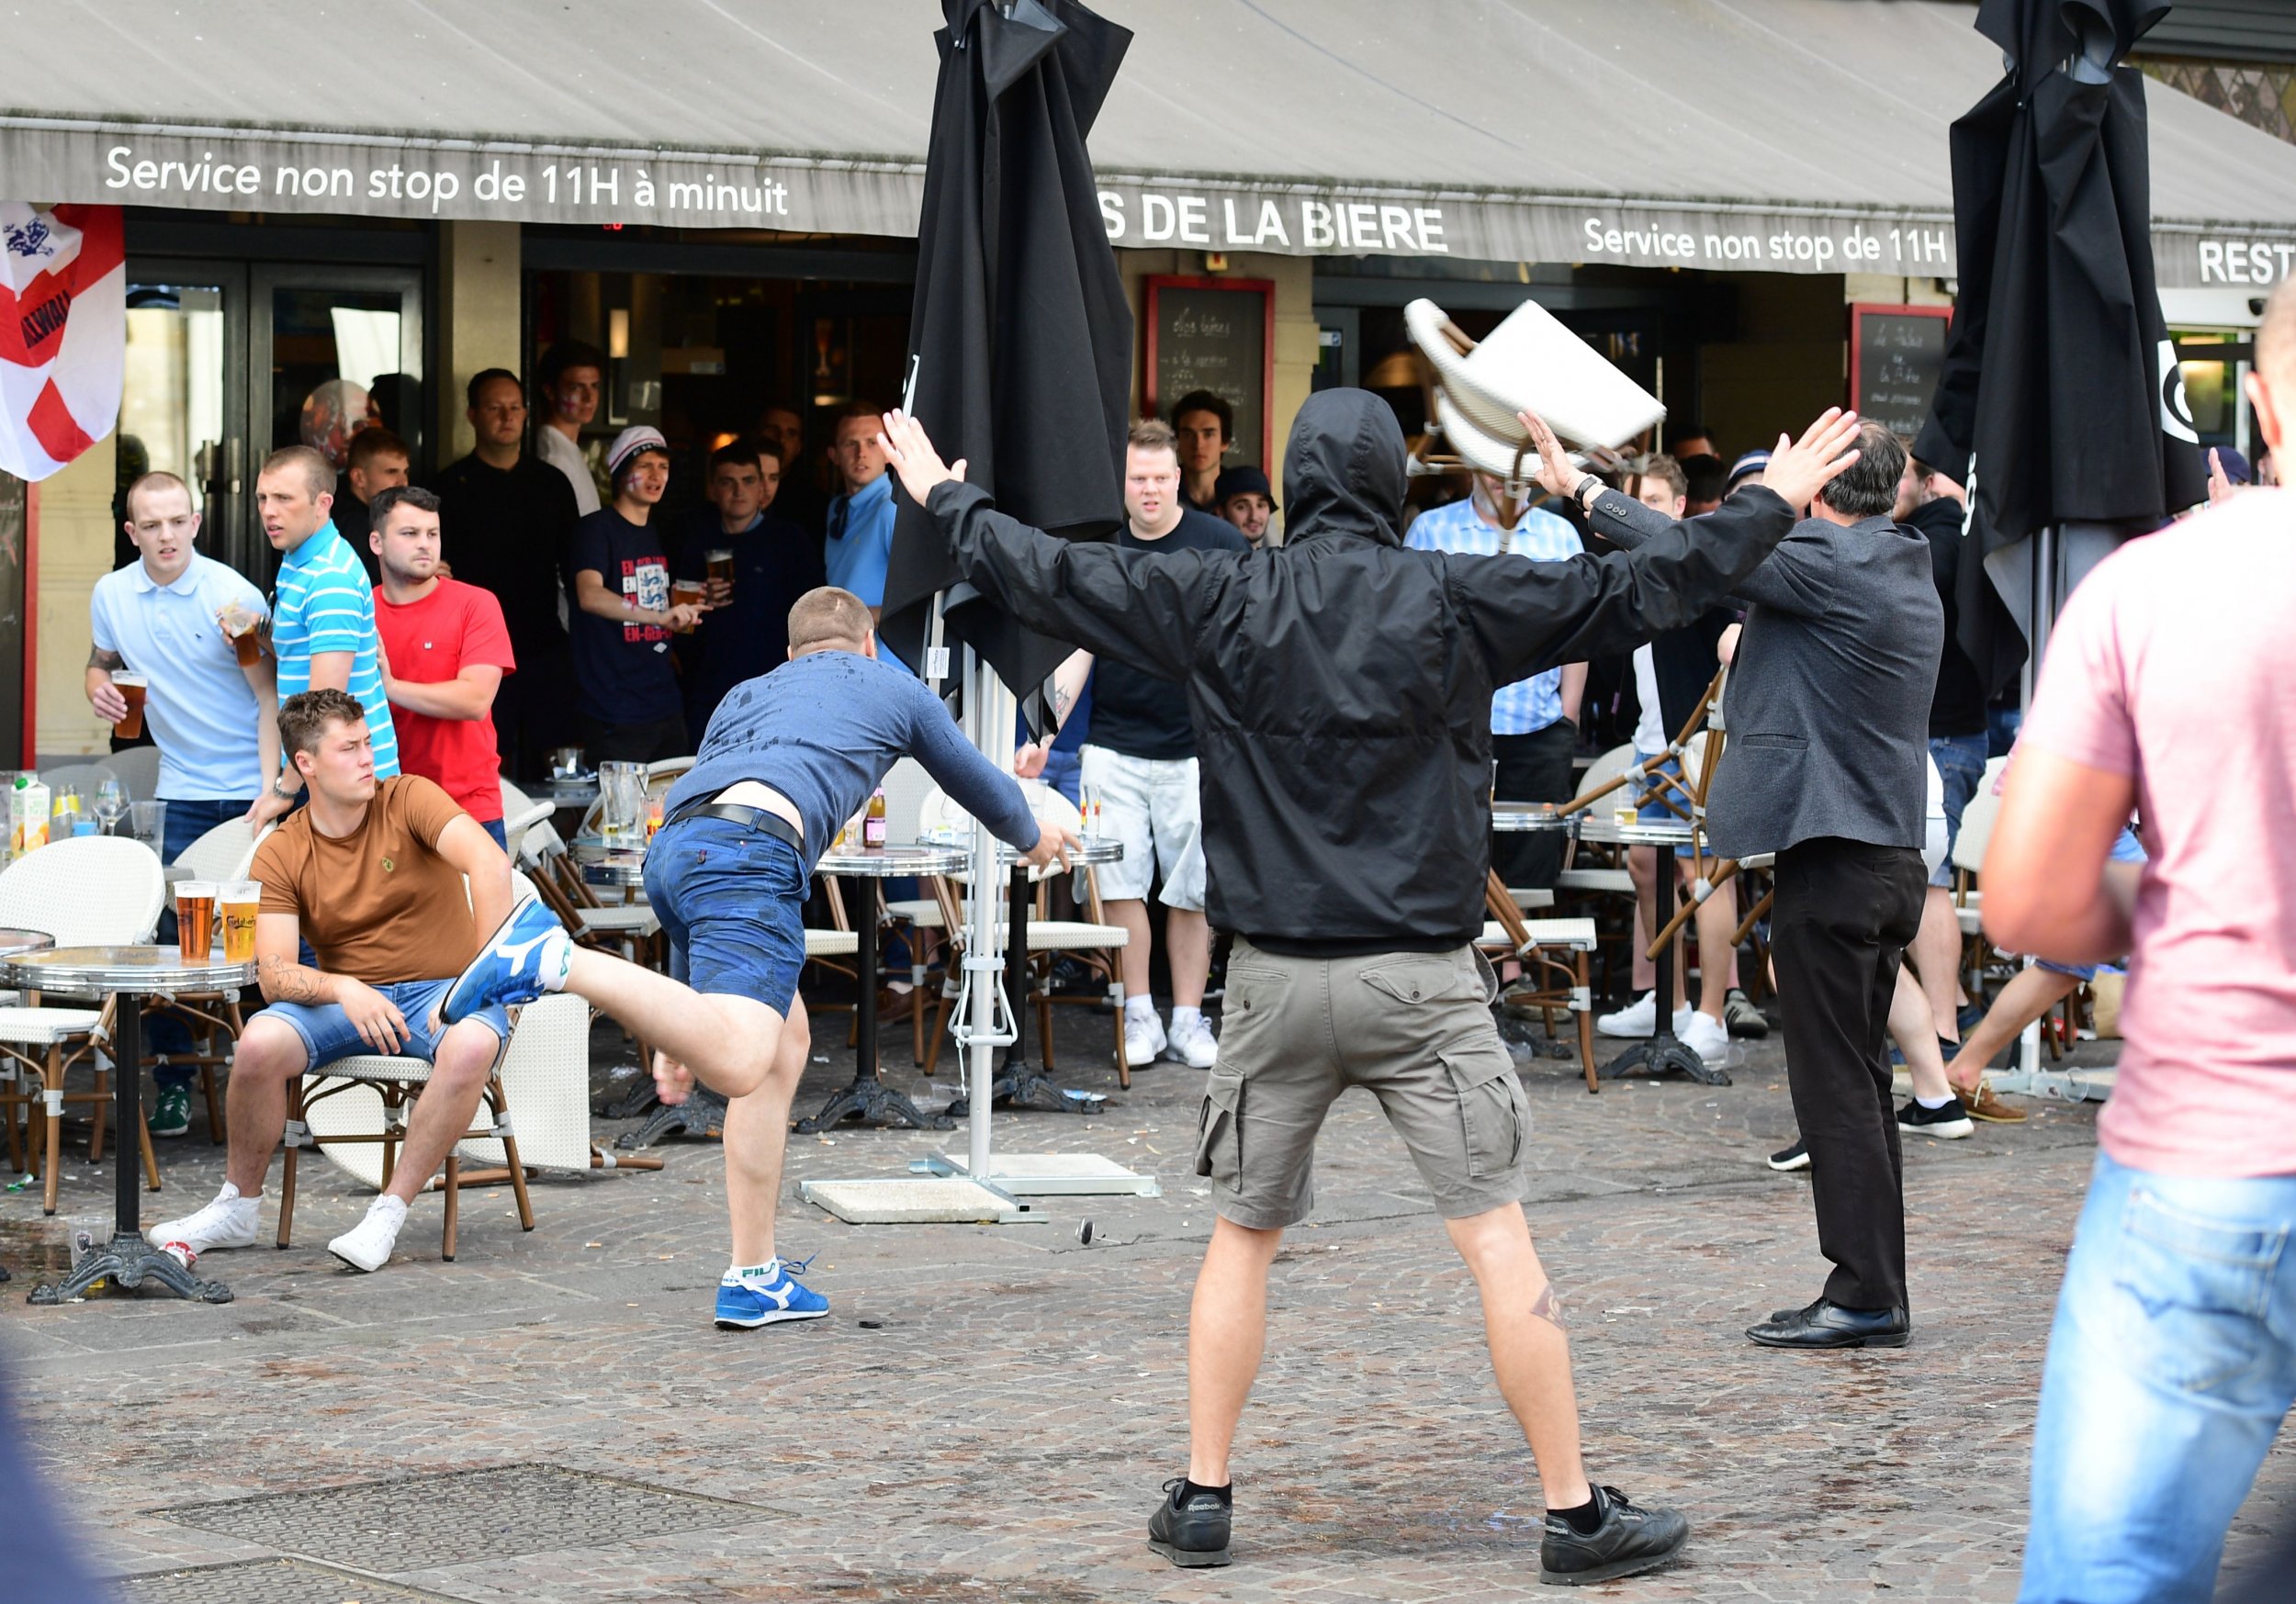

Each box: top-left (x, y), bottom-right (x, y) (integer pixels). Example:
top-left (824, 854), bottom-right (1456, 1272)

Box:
top-left (881, 393), bottom-right (1861, 1586)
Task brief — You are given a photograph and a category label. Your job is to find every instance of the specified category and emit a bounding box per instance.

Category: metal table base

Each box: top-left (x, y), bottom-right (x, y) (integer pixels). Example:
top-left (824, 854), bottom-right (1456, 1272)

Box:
top-left (4, 945), bottom-right (253, 1306)
top-left (1585, 821), bottom-right (1732, 1088)
top-left (944, 862), bottom-right (1108, 1118)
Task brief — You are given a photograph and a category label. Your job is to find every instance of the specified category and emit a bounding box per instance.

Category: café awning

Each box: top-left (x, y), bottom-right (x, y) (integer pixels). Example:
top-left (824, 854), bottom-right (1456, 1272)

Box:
top-left (6, 0), bottom-right (2292, 288)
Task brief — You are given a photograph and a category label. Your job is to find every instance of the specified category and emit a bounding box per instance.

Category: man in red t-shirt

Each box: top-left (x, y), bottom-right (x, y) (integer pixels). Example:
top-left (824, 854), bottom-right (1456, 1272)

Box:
top-left (369, 486), bottom-right (516, 843)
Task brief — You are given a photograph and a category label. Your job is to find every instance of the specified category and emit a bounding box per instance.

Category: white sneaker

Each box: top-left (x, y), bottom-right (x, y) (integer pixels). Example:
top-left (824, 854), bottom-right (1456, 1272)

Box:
top-left (1122, 1009), bottom-right (1168, 1068)
top-left (1679, 1009), bottom-right (1737, 1067)
top-left (328, 1196), bottom-right (408, 1273)
top-left (1168, 1014), bottom-right (1220, 1070)
top-left (145, 1183), bottom-right (259, 1255)
top-left (1597, 993), bottom-right (1697, 1039)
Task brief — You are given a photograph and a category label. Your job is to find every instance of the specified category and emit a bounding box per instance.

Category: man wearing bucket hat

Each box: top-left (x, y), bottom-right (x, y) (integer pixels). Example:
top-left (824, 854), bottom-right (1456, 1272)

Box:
top-left (567, 425), bottom-right (705, 763)
top-left (878, 392), bottom-right (1863, 1585)
top-left (1210, 464), bottom-right (1279, 547)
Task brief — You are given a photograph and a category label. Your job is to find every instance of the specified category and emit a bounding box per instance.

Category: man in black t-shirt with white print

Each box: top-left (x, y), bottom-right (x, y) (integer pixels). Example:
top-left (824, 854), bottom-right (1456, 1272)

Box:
top-left (567, 426), bottom-right (705, 763)
top-left (1026, 419), bottom-right (1246, 1071)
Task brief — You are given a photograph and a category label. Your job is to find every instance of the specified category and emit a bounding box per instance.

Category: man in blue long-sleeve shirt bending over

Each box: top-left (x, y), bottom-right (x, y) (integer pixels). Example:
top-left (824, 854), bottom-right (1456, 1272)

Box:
top-left (440, 586), bottom-right (1077, 1325)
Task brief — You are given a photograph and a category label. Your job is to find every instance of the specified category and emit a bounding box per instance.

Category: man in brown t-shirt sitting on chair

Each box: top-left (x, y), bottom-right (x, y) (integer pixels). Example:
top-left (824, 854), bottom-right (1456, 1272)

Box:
top-left (147, 688), bottom-right (517, 1273)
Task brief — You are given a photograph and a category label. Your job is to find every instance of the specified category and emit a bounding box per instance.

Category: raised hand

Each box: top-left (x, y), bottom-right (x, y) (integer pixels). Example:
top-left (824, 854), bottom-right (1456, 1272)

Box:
top-left (1514, 409), bottom-right (1588, 502)
top-left (1759, 409), bottom-right (1863, 510)
top-left (877, 409), bottom-right (968, 505)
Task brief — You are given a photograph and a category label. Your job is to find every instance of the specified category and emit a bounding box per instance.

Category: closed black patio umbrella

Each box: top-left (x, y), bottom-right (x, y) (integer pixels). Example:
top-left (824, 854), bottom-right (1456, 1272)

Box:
top-left (1913, 0), bottom-right (2206, 693)
top-left (877, 0), bottom-right (1132, 701)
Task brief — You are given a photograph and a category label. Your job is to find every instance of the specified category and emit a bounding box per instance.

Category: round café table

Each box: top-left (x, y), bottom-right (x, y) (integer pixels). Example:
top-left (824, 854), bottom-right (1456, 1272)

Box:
top-left (929, 835), bottom-right (1126, 1118)
top-left (0, 928), bottom-right (55, 1284)
top-left (796, 843), bottom-right (969, 1133)
top-left (4, 945), bottom-right (258, 1305)
top-left (1576, 815), bottom-right (1731, 1088)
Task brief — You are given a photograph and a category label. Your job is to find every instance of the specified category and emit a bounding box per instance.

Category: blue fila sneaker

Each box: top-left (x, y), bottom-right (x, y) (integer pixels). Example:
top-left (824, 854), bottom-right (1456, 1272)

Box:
top-left (441, 897), bottom-right (572, 1025)
top-left (714, 1255), bottom-right (830, 1329)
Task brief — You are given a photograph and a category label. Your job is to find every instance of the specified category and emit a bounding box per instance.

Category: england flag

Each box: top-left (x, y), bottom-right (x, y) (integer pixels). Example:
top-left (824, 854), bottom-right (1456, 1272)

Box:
top-left (0, 202), bottom-right (124, 481)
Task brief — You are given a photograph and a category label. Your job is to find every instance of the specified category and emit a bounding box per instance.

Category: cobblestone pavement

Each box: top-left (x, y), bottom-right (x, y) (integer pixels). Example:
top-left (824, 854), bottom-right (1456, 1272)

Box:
top-left (1, 1000), bottom-right (2287, 1602)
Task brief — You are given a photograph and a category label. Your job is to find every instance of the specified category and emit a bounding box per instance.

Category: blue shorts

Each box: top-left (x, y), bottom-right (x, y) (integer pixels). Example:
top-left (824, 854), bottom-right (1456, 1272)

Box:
top-left (255, 977), bottom-right (509, 1072)
top-left (2035, 826), bottom-right (2147, 981)
top-left (1928, 732), bottom-right (1988, 890)
top-left (642, 815), bottom-right (807, 1015)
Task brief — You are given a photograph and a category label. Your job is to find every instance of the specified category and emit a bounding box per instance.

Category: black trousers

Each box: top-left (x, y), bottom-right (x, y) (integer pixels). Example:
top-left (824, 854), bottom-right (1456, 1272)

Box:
top-left (1491, 720), bottom-right (1578, 888)
top-left (578, 712), bottom-right (691, 766)
top-left (495, 642), bottom-right (580, 781)
top-left (1771, 836), bottom-right (1927, 1312)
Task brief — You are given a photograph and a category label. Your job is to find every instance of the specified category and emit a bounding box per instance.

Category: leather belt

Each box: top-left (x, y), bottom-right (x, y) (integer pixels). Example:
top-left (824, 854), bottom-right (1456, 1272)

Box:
top-left (660, 801), bottom-right (805, 850)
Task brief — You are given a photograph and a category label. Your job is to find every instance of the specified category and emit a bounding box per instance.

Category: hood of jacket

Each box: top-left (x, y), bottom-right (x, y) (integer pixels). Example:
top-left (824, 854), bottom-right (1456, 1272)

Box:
top-left (1280, 388), bottom-right (1407, 549)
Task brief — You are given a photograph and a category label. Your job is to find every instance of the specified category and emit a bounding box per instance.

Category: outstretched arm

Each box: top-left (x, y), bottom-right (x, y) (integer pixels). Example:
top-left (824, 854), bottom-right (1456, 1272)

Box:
top-left (1458, 487), bottom-right (1796, 686)
top-left (880, 410), bottom-right (1224, 680)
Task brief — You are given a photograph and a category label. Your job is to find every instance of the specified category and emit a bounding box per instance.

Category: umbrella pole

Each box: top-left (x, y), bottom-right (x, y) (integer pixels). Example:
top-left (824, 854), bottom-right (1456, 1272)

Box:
top-left (962, 647), bottom-right (1014, 1182)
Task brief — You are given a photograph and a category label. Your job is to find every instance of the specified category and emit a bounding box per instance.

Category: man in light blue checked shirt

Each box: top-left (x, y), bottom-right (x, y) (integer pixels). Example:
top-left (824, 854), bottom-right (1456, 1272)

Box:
top-left (250, 444), bottom-right (400, 830)
top-left (1408, 473), bottom-right (1586, 886)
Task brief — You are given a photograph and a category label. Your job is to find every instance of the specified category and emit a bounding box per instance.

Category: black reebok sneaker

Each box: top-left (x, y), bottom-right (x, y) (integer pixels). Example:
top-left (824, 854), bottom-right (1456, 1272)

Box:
top-left (1539, 1484), bottom-right (1690, 1587)
top-left (1147, 1477), bottom-right (1232, 1567)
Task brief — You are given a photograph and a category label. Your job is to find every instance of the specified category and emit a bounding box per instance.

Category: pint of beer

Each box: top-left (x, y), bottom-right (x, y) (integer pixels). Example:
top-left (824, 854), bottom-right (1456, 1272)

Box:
top-left (670, 578), bottom-right (706, 632)
top-left (705, 548), bottom-right (735, 597)
top-left (112, 672), bottom-right (149, 740)
top-left (220, 881), bottom-right (261, 964)
top-left (220, 602), bottom-right (264, 667)
top-left (175, 880), bottom-right (217, 959)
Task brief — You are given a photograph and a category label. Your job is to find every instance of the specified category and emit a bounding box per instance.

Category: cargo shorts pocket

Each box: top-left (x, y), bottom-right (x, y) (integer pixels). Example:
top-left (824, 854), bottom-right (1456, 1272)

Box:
top-left (1361, 957), bottom-right (1480, 1006)
top-left (1439, 1046), bottom-right (1527, 1179)
top-left (1194, 1065), bottom-right (1245, 1188)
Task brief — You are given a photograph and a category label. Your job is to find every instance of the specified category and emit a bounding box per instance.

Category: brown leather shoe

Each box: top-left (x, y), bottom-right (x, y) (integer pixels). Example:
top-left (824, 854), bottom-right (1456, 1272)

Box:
top-left (1961, 1080), bottom-right (2027, 1124)
top-left (874, 987), bottom-right (919, 1024)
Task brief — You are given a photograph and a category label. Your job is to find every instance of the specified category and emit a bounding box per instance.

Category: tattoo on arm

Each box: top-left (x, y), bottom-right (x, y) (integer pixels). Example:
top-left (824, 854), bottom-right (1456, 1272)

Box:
top-left (88, 646), bottom-right (123, 669)
top-left (260, 953), bottom-right (325, 1004)
top-left (1050, 684), bottom-right (1073, 723)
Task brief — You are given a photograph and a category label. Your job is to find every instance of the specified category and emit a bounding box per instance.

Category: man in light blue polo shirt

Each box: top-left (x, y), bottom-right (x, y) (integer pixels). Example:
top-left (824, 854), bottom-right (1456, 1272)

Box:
top-left (824, 403), bottom-right (895, 611)
top-left (87, 468), bottom-right (280, 1134)
top-left (1407, 471), bottom-right (1586, 889)
top-left (249, 444), bottom-right (399, 831)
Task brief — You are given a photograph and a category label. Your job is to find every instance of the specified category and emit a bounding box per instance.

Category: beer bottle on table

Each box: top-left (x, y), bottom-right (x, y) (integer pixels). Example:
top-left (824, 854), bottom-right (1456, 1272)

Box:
top-left (863, 788), bottom-right (887, 850)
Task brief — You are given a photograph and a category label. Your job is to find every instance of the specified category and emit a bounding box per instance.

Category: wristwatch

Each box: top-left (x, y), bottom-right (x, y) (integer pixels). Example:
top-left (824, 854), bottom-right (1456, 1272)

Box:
top-left (270, 776), bottom-right (296, 801)
top-left (1574, 475), bottom-right (1604, 512)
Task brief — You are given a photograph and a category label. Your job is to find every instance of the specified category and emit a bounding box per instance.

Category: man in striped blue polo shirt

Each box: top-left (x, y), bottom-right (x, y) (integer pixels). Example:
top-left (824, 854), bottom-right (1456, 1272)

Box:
top-left (1407, 471), bottom-right (1586, 888)
top-left (249, 444), bottom-right (400, 830)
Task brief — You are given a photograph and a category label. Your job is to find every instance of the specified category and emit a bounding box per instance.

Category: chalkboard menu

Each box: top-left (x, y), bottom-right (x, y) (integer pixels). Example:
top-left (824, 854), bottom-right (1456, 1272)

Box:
top-left (1850, 304), bottom-right (1952, 443)
top-left (1144, 276), bottom-right (1274, 469)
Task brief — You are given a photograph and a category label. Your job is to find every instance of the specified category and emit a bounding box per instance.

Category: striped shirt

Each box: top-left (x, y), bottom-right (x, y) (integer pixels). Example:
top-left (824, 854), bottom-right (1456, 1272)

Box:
top-left (272, 521), bottom-right (400, 778)
top-left (1407, 496), bottom-right (1584, 734)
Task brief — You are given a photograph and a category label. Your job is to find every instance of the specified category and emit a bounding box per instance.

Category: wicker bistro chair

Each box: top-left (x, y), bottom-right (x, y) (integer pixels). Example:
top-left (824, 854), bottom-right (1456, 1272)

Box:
top-left (0, 837), bottom-right (169, 1213)
top-left (105, 745), bottom-right (162, 802)
top-left (275, 874), bottom-right (561, 1262)
top-left (498, 779), bottom-right (555, 863)
top-left (141, 817), bottom-right (269, 1143)
top-left (1478, 868), bottom-right (1601, 1092)
top-left (918, 867), bottom-right (1133, 1086)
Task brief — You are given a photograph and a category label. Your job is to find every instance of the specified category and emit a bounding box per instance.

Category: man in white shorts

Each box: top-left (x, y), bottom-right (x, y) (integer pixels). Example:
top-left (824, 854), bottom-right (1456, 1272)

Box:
top-left (1030, 420), bottom-right (1246, 1069)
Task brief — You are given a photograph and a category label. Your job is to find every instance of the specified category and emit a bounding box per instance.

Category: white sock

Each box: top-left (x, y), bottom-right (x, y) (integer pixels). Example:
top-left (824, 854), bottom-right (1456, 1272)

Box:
top-left (725, 1261), bottom-right (779, 1284)
top-left (370, 1195), bottom-right (409, 1219)
top-left (1124, 995), bottom-right (1158, 1025)
top-left (217, 1183), bottom-right (258, 1209)
top-left (1171, 1005), bottom-right (1203, 1030)
top-left (1916, 1093), bottom-right (1955, 1109)
top-left (542, 929), bottom-right (572, 992)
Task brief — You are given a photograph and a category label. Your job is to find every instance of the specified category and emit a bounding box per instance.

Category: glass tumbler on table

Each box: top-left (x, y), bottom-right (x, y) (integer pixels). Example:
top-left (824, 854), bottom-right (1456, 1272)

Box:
top-left (598, 762), bottom-right (646, 845)
top-left (175, 880), bottom-right (217, 959)
top-left (128, 799), bottom-right (168, 854)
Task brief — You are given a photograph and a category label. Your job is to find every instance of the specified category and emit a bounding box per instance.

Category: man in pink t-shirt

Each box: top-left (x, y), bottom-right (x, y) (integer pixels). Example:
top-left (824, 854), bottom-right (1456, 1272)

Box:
top-left (1986, 282), bottom-right (2296, 1604)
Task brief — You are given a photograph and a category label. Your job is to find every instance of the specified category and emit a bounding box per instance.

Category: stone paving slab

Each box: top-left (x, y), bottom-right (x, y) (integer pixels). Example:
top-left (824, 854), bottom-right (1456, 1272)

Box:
top-left (0, 1007), bottom-right (2287, 1602)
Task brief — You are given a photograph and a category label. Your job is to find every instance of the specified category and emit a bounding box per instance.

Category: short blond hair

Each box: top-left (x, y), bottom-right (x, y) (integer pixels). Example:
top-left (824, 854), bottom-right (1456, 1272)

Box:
top-left (787, 587), bottom-right (874, 653)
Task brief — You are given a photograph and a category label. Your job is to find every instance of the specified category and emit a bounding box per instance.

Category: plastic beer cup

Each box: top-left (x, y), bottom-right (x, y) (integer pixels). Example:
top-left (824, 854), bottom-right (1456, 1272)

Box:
top-left (111, 672), bottom-right (149, 740)
top-left (175, 880), bottom-right (217, 959)
top-left (220, 881), bottom-right (261, 964)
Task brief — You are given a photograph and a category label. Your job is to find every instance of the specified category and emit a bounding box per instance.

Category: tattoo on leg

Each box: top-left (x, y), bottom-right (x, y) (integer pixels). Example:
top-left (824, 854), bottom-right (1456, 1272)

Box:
top-left (1530, 1280), bottom-right (1565, 1330)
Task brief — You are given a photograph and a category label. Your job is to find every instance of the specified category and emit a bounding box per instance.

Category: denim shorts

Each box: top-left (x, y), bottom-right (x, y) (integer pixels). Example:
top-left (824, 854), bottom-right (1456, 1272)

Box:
top-left (1631, 755), bottom-right (1692, 858)
top-left (1928, 732), bottom-right (1989, 889)
top-left (255, 977), bottom-right (509, 1072)
top-left (2034, 826), bottom-right (2147, 982)
top-left (641, 815), bottom-right (808, 1015)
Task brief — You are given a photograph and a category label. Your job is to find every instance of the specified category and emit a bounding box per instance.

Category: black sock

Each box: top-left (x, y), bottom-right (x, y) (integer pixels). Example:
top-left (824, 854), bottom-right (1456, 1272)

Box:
top-left (1549, 1490), bottom-right (1604, 1534)
top-left (1180, 1477), bottom-right (1232, 1506)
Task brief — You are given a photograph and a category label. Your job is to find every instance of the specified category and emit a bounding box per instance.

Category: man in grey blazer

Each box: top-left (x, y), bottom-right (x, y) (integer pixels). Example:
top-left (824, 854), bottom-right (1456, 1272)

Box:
top-left (1525, 414), bottom-right (1942, 1348)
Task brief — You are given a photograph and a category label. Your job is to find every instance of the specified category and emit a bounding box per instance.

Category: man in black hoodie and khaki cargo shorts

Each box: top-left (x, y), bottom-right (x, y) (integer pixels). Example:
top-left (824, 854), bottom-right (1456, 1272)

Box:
top-left (880, 394), bottom-right (1863, 1586)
